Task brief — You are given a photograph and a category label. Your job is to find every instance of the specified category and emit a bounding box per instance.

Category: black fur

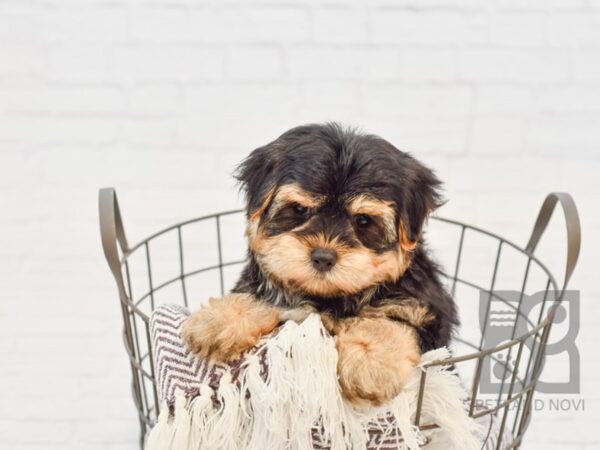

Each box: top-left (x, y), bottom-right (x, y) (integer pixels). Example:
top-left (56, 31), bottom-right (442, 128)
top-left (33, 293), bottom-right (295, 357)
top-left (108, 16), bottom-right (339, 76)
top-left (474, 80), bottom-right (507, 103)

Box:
top-left (232, 123), bottom-right (458, 351)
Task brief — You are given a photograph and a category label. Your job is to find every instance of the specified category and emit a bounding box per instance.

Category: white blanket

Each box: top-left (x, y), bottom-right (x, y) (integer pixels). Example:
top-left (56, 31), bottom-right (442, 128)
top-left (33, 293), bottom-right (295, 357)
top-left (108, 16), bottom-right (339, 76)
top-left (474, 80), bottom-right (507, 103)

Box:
top-left (145, 304), bottom-right (492, 450)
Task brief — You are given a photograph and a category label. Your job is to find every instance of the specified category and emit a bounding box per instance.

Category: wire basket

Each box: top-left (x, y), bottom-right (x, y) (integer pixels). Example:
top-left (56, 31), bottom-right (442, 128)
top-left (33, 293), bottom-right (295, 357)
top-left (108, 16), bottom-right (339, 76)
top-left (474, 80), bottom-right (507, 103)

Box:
top-left (99, 188), bottom-right (580, 449)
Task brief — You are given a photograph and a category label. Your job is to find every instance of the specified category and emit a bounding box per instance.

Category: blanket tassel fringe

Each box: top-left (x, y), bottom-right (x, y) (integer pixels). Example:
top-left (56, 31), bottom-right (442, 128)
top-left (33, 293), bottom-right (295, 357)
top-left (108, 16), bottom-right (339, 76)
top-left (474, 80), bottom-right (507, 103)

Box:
top-left (145, 315), bottom-right (481, 450)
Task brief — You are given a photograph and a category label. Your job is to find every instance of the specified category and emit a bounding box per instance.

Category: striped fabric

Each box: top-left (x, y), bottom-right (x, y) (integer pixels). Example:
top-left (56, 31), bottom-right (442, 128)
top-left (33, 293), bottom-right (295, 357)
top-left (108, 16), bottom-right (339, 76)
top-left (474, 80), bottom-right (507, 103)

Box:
top-left (150, 304), bottom-right (513, 450)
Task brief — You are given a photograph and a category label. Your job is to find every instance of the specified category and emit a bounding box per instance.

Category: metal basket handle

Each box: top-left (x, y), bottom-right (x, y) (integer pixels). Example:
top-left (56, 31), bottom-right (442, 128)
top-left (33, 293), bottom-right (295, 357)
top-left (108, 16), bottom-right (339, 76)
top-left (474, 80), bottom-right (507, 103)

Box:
top-left (99, 188), bottom-right (149, 444)
top-left (525, 192), bottom-right (581, 293)
top-left (99, 187), bottom-right (130, 300)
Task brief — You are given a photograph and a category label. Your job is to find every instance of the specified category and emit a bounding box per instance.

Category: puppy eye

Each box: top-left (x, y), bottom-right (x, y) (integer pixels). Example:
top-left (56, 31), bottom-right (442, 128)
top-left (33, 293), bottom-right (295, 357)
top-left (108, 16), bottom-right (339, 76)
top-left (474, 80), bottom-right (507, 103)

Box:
top-left (293, 203), bottom-right (309, 215)
top-left (355, 214), bottom-right (372, 228)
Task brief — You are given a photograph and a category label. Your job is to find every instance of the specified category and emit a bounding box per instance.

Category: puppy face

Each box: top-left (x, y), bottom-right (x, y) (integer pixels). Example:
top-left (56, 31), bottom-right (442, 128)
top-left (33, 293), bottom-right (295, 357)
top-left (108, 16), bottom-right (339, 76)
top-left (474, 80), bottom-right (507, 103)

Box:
top-left (237, 123), bottom-right (442, 298)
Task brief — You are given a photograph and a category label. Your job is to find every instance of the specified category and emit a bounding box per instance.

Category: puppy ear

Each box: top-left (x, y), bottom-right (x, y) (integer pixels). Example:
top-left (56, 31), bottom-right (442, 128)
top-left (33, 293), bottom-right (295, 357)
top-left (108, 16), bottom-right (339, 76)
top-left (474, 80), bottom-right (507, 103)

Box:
top-left (234, 139), bottom-right (283, 219)
top-left (399, 160), bottom-right (443, 249)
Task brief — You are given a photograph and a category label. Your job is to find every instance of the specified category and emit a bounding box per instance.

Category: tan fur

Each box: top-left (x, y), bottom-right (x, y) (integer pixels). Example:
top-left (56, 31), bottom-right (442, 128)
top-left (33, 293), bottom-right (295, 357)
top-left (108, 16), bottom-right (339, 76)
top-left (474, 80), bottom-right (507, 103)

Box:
top-left (347, 195), bottom-right (397, 238)
top-left (272, 183), bottom-right (324, 209)
top-left (335, 318), bottom-right (421, 405)
top-left (245, 183), bottom-right (322, 241)
top-left (249, 187), bottom-right (276, 222)
top-left (181, 293), bottom-right (280, 362)
top-left (279, 305), bottom-right (318, 323)
top-left (360, 300), bottom-right (435, 328)
top-left (245, 186), bottom-right (415, 297)
top-left (399, 220), bottom-right (418, 252)
top-left (248, 229), bottom-right (410, 297)
top-left (318, 312), bottom-right (340, 335)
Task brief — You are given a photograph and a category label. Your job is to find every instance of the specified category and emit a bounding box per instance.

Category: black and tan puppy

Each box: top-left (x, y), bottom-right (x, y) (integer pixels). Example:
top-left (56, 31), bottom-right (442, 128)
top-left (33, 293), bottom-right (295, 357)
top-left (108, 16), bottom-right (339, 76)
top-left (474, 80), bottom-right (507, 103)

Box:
top-left (182, 123), bottom-right (457, 405)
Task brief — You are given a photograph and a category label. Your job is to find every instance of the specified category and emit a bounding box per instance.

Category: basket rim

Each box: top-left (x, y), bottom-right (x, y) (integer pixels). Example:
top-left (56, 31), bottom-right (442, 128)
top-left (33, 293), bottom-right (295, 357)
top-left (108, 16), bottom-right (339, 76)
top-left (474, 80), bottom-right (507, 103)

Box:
top-left (124, 210), bottom-right (558, 290)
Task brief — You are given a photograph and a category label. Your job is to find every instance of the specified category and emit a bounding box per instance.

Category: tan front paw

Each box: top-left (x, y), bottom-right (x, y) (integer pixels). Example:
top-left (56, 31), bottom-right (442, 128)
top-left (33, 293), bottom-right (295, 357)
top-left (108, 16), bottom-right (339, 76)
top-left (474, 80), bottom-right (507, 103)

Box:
top-left (181, 293), bottom-right (280, 362)
top-left (336, 318), bottom-right (421, 406)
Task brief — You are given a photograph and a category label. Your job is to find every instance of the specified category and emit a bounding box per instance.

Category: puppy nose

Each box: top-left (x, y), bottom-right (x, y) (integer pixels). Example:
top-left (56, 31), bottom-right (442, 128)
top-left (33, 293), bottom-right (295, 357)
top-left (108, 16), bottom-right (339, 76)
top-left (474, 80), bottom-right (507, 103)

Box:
top-left (311, 248), bottom-right (337, 272)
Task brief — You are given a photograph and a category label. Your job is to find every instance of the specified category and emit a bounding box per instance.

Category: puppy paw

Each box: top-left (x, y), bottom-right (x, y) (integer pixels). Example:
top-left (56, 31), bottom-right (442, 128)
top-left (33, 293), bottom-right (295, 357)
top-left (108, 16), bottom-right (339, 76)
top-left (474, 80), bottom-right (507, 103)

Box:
top-left (181, 293), bottom-right (280, 362)
top-left (336, 318), bottom-right (421, 406)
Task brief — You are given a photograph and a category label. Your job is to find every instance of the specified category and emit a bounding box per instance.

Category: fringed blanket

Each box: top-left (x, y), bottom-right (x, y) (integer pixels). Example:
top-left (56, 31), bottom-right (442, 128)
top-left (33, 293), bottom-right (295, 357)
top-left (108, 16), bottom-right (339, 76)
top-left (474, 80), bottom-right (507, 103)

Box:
top-left (146, 304), bottom-right (510, 450)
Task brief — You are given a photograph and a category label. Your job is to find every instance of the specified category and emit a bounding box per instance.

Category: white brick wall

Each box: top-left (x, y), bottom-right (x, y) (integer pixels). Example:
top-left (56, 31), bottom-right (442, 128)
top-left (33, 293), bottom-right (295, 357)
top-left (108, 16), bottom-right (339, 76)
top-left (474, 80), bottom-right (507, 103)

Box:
top-left (0, 0), bottom-right (599, 448)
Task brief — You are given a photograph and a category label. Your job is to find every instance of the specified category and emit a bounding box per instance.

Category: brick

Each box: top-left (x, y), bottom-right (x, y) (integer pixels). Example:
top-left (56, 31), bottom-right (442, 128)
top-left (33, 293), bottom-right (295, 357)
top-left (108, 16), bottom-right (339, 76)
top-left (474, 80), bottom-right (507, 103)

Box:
top-left (183, 84), bottom-right (298, 116)
top-left (42, 7), bottom-right (129, 43)
top-left (132, 6), bottom-right (310, 44)
top-left (0, 117), bottom-right (119, 144)
top-left (131, 5), bottom-right (306, 44)
top-left (131, 7), bottom-right (223, 42)
top-left (0, 87), bottom-right (125, 114)
top-left (0, 6), bottom-right (127, 45)
top-left (0, 421), bottom-right (73, 444)
top-left (401, 48), bottom-right (457, 81)
top-left (547, 12), bottom-right (600, 45)
top-left (468, 116), bottom-right (527, 155)
top-left (573, 49), bottom-right (600, 81)
top-left (0, 3), bottom-right (46, 43)
top-left (362, 83), bottom-right (474, 119)
top-left (0, 44), bottom-right (45, 76)
top-left (226, 46), bottom-right (284, 81)
top-left (535, 85), bottom-right (600, 113)
top-left (73, 418), bottom-right (140, 444)
top-left (489, 12), bottom-right (547, 46)
top-left (359, 116), bottom-right (469, 155)
top-left (312, 8), bottom-right (369, 43)
top-left (126, 84), bottom-right (183, 117)
top-left (436, 156), bottom-right (564, 197)
top-left (287, 46), bottom-right (364, 81)
top-left (122, 118), bottom-right (178, 147)
top-left (0, 153), bottom-right (41, 188)
top-left (527, 114), bottom-right (600, 156)
top-left (475, 85), bottom-right (534, 114)
top-left (495, 0), bottom-right (592, 11)
top-left (105, 148), bottom-right (223, 189)
top-left (110, 45), bottom-right (224, 81)
top-left (360, 48), bottom-right (403, 81)
top-left (370, 10), bottom-right (488, 45)
top-left (223, 6), bottom-right (311, 43)
top-left (458, 48), bottom-right (571, 82)
top-left (177, 113), bottom-right (297, 151)
top-left (299, 81), bottom-right (361, 111)
top-left (286, 46), bottom-right (399, 81)
top-left (48, 44), bottom-right (111, 81)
